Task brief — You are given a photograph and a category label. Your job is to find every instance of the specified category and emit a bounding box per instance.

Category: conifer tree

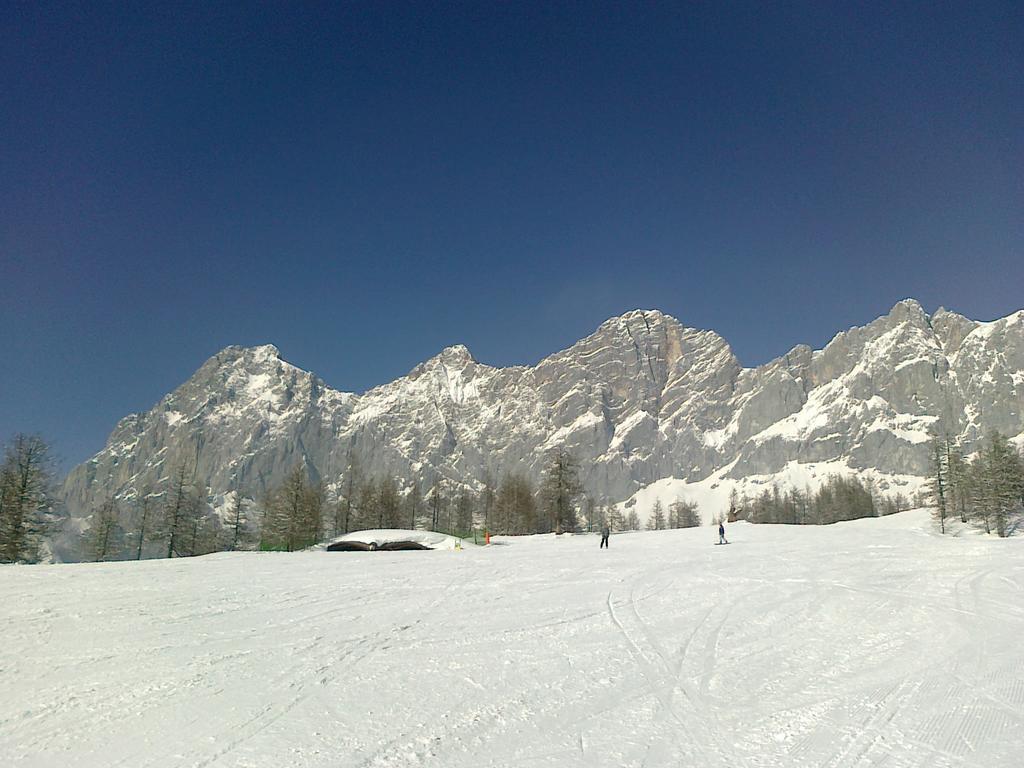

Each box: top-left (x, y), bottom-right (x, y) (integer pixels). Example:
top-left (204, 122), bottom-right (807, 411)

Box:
top-left (538, 448), bottom-right (583, 534)
top-left (647, 499), bottom-right (666, 530)
top-left (974, 430), bottom-right (1023, 537)
top-left (0, 434), bottom-right (54, 563)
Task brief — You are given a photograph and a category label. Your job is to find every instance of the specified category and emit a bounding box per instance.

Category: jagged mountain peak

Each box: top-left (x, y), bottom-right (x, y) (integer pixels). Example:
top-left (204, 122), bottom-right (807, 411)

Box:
top-left (408, 343), bottom-right (479, 380)
top-left (61, 301), bottom-right (1024, 541)
top-left (616, 307), bottom-right (673, 323)
top-left (930, 307), bottom-right (978, 355)
top-left (210, 343), bottom-right (282, 365)
top-left (886, 298), bottom-right (928, 321)
top-left (594, 308), bottom-right (681, 336)
top-left (569, 308), bottom-right (728, 367)
top-left (248, 343), bottom-right (282, 361)
top-left (433, 343), bottom-right (474, 364)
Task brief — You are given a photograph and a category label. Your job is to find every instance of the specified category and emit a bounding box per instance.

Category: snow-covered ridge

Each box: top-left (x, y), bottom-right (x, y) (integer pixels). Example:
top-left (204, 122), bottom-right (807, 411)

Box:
top-left (62, 300), bottom-right (1024, 528)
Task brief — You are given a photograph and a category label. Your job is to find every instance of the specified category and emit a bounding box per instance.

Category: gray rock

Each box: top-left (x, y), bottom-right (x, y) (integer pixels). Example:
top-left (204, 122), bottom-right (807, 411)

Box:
top-left (62, 302), bottom-right (1024, 526)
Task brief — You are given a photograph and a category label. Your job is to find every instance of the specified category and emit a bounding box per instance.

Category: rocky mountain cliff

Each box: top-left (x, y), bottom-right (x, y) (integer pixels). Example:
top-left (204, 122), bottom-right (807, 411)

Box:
top-left (62, 300), bottom-right (1024, 520)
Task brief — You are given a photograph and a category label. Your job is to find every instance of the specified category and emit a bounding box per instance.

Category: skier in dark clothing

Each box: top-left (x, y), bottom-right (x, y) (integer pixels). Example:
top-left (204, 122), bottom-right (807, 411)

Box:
top-left (718, 521), bottom-right (728, 545)
top-left (600, 524), bottom-right (610, 548)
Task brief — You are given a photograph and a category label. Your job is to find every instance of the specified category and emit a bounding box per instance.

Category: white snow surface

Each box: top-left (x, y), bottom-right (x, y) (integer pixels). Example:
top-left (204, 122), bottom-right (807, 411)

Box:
top-left (3, 511), bottom-right (1023, 767)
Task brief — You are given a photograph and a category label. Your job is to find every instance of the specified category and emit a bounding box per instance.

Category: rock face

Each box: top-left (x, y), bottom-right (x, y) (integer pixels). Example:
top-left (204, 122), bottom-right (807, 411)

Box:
top-left (62, 301), bottom-right (1024, 517)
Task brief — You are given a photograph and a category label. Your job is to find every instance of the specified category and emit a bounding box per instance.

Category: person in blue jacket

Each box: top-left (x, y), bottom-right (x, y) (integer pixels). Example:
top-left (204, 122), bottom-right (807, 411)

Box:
top-left (718, 521), bottom-right (728, 545)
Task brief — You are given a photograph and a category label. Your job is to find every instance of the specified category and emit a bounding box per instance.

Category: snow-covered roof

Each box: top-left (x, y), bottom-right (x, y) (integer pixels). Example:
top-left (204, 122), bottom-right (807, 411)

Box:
top-left (324, 529), bottom-right (465, 551)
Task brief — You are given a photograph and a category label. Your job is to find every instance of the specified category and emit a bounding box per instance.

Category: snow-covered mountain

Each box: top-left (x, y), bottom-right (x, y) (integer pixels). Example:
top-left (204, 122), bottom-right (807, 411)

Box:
top-left (62, 300), bottom-right (1024, 520)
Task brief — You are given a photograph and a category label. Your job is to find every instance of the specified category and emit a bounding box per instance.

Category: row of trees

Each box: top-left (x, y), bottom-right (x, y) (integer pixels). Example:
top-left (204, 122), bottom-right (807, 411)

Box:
top-left (6, 427), bottom-right (1021, 563)
top-left (0, 430), bottom-right (263, 564)
top-left (81, 460), bottom-right (258, 562)
top-left (256, 450), bottom-right (705, 552)
top-left (1, 443), bottom-right (601, 561)
top-left (648, 499), bottom-right (702, 529)
top-left (580, 497), bottom-right (702, 533)
top-left (731, 474), bottom-right (893, 526)
top-left (930, 430), bottom-right (1024, 537)
top-left (259, 449), bottom-right (595, 549)
top-left (82, 429), bottom-right (1024, 560)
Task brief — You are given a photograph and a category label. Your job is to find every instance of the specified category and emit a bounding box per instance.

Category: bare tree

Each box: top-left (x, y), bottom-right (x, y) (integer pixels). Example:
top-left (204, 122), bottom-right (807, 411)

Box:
top-left (606, 503), bottom-right (623, 532)
top-left (429, 478), bottom-right (446, 532)
top-left (225, 490), bottom-right (254, 551)
top-left (580, 495), bottom-right (598, 532)
top-left (624, 509), bottom-right (640, 531)
top-left (86, 497), bottom-right (123, 562)
top-left (454, 488), bottom-right (473, 535)
top-left (669, 499), bottom-right (700, 528)
top-left (378, 476), bottom-right (401, 528)
top-left (946, 442), bottom-right (970, 523)
top-left (930, 438), bottom-right (948, 533)
top-left (337, 450), bottom-right (362, 536)
top-left (405, 481), bottom-right (422, 529)
top-left (182, 486), bottom-right (217, 556)
top-left (261, 465), bottom-right (324, 551)
top-left (355, 478), bottom-right (378, 532)
top-left (163, 462), bottom-right (194, 558)
top-left (480, 471), bottom-right (496, 533)
top-left (494, 472), bottom-right (536, 534)
top-left (130, 488), bottom-right (155, 560)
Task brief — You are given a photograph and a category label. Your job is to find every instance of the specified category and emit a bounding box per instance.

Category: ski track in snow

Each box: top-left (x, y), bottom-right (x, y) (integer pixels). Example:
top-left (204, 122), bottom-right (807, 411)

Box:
top-left (2, 511), bottom-right (1024, 767)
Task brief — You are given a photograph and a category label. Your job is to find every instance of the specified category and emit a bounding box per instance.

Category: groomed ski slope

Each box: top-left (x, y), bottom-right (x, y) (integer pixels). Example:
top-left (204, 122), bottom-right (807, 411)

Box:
top-left (3, 511), bottom-right (1023, 767)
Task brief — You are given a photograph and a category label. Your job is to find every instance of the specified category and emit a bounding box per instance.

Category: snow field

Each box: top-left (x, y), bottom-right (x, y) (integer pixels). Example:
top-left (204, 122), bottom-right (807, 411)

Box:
top-left (2, 511), bottom-right (1023, 767)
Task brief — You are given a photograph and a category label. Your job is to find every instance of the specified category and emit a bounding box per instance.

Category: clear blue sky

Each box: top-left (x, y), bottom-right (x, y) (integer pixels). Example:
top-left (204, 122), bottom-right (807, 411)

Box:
top-left (2, 1), bottom-right (1022, 469)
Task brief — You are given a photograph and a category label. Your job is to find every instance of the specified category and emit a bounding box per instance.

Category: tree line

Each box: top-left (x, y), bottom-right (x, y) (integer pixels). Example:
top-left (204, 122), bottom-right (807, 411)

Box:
top-left (259, 448), bottom-right (598, 550)
top-left (729, 474), bottom-right (904, 526)
top-left (257, 448), bottom-right (708, 552)
top-left (79, 459), bottom-right (259, 562)
top-left (5, 427), bottom-right (1022, 564)
top-left (0, 432), bottom-right (264, 564)
top-left (930, 429), bottom-right (1024, 537)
